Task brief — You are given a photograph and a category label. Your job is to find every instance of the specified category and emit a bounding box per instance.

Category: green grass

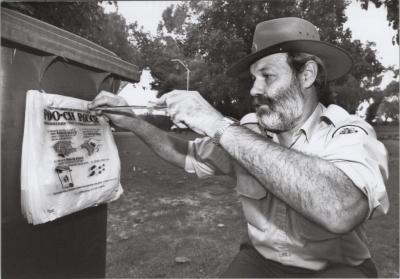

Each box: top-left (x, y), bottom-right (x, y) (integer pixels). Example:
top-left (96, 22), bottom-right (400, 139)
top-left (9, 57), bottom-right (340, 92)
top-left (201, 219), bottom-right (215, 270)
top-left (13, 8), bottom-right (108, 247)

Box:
top-left (107, 129), bottom-right (399, 278)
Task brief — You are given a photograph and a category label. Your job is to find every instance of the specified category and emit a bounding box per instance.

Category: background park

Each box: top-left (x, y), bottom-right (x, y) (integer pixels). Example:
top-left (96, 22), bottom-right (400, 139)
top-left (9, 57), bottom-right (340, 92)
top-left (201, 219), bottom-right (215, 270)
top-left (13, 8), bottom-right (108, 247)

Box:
top-left (3, 0), bottom-right (398, 278)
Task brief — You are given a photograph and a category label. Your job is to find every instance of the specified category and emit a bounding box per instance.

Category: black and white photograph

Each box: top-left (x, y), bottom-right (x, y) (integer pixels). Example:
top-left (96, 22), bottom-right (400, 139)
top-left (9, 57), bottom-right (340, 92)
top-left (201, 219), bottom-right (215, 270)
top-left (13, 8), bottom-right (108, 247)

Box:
top-left (1, 0), bottom-right (399, 278)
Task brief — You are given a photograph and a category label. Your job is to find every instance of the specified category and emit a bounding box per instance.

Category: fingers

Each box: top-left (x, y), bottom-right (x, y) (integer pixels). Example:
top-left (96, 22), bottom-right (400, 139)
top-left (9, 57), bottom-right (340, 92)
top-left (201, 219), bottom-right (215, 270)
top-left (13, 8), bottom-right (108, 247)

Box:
top-left (170, 108), bottom-right (183, 125)
top-left (88, 91), bottom-right (127, 110)
top-left (100, 109), bottom-right (136, 118)
top-left (98, 90), bottom-right (116, 98)
top-left (171, 122), bottom-right (188, 131)
top-left (156, 90), bottom-right (203, 124)
top-left (154, 90), bottom-right (197, 105)
top-left (154, 91), bottom-right (177, 106)
top-left (88, 96), bottom-right (109, 109)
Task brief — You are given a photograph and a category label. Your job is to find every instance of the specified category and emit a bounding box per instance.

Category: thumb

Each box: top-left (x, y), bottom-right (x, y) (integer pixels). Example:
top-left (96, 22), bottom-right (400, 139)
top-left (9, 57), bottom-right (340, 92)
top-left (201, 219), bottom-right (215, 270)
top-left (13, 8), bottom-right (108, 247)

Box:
top-left (154, 95), bottom-right (167, 105)
top-left (98, 90), bottom-right (116, 98)
top-left (154, 91), bottom-right (180, 105)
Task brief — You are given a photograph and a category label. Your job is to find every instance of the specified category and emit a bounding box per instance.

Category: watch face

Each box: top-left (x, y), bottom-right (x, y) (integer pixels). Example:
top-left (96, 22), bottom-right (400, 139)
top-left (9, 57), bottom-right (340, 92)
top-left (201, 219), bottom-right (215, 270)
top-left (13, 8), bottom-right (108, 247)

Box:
top-left (213, 117), bottom-right (239, 145)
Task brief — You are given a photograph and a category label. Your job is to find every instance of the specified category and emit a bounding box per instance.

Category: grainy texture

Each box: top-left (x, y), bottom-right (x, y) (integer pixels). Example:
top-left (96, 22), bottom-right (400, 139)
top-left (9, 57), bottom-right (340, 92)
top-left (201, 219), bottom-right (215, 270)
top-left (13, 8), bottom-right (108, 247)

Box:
top-left (107, 127), bottom-right (398, 278)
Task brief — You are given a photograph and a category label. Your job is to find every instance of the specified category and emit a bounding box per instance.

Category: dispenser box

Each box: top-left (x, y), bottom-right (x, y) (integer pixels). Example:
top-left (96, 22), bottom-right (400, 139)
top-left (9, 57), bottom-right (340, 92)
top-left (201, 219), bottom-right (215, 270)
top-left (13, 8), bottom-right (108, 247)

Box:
top-left (1, 8), bottom-right (140, 278)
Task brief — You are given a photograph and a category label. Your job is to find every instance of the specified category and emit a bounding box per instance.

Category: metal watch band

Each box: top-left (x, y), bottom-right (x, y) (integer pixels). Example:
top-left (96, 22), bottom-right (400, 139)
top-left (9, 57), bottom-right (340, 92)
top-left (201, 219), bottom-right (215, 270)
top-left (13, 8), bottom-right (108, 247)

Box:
top-left (212, 117), bottom-right (239, 145)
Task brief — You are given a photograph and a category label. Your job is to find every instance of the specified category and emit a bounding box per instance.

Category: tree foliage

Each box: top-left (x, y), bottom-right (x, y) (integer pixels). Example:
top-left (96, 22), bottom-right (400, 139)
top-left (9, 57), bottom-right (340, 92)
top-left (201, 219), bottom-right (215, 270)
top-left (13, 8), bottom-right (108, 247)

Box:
top-left (156, 0), bottom-right (387, 117)
top-left (380, 80), bottom-right (399, 122)
top-left (383, 80), bottom-right (400, 97)
top-left (1, 1), bottom-right (142, 65)
top-left (357, 0), bottom-right (399, 44)
top-left (4, 1), bottom-right (395, 121)
top-left (364, 80), bottom-right (399, 123)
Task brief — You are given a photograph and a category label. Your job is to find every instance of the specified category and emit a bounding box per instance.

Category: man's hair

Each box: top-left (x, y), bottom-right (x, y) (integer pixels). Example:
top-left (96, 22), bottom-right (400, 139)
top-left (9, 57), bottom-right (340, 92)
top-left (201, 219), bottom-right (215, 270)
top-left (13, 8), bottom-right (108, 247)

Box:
top-left (286, 52), bottom-right (328, 89)
top-left (286, 52), bottom-right (334, 105)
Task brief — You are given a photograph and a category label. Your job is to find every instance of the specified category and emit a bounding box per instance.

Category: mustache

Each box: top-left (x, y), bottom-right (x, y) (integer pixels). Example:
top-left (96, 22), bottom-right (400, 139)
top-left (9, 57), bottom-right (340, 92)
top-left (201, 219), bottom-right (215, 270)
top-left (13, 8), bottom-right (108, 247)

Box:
top-left (252, 95), bottom-right (275, 109)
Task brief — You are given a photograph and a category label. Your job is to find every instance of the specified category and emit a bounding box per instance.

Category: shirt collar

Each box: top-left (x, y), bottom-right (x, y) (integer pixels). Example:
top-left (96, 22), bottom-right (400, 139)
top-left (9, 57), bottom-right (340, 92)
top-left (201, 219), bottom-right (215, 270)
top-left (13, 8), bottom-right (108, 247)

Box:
top-left (296, 103), bottom-right (326, 141)
top-left (321, 104), bottom-right (350, 127)
top-left (264, 103), bottom-right (328, 143)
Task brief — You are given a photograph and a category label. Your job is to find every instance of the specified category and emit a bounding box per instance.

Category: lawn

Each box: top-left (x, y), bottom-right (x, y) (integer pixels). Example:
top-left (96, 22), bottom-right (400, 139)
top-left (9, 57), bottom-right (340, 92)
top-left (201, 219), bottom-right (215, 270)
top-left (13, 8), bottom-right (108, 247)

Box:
top-left (106, 128), bottom-right (399, 278)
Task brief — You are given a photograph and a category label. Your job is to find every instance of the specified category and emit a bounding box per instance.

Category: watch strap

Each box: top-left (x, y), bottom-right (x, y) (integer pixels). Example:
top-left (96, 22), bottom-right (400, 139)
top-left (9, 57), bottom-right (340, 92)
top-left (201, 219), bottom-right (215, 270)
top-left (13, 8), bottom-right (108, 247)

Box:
top-left (212, 117), bottom-right (239, 145)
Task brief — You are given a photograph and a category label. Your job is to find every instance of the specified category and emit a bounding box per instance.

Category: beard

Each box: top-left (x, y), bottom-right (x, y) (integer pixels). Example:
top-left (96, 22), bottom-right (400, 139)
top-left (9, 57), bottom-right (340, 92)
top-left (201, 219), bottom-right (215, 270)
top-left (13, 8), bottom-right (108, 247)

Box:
top-left (252, 76), bottom-right (305, 133)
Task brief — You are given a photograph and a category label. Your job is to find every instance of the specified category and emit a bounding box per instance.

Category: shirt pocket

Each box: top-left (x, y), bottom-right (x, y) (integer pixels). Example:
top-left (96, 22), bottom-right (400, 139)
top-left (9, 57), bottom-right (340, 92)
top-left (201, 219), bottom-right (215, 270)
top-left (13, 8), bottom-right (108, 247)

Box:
top-left (235, 169), bottom-right (267, 199)
top-left (236, 171), bottom-right (270, 231)
top-left (292, 211), bottom-right (338, 241)
top-left (240, 196), bottom-right (272, 232)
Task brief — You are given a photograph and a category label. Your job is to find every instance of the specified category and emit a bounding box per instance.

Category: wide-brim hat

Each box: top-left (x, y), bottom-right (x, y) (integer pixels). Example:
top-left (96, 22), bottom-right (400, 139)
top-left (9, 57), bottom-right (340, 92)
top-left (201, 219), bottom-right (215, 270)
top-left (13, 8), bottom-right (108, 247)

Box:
top-left (226, 17), bottom-right (353, 81)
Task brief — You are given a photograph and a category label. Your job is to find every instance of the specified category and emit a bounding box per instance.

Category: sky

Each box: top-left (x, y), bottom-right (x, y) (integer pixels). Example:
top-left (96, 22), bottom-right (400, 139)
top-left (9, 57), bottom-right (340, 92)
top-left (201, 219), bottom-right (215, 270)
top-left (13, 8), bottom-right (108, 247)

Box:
top-left (103, 0), bottom-right (398, 103)
top-left (344, 1), bottom-right (398, 87)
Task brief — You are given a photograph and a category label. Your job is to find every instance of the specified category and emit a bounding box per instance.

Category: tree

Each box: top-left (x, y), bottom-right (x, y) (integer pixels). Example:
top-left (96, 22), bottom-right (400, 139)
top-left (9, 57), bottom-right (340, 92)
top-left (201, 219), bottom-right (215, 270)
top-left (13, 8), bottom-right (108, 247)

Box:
top-left (157, 0), bottom-right (387, 117)
top-left (6, 1), bottom-right (391, 119)
top-left (357, 0), bottom-right (399, 44)
top-left (1, 2), bottom-right (142, 65)
top-left (365, 80), bottom-right (399, 123)
top-left (2, 2), bottom-right (105, 39)
top-left (378, 99), bottom-right (399, 122)
top-left (330, 76), bottom-right (366, 113)
top-left (383, 80), bottom-right (400, 97)
top-left (127, 26), bottom-right (189, 92)
top-left (2, 1), bottom-right (197, 98)
top-left (379, 80), bottom-right (399, 123)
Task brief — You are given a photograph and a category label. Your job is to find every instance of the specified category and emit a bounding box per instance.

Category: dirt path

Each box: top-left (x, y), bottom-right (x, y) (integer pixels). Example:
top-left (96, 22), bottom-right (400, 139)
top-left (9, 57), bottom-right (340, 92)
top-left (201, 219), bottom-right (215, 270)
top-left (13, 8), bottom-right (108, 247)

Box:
top-left (107, 132), bottom-right (246, 277)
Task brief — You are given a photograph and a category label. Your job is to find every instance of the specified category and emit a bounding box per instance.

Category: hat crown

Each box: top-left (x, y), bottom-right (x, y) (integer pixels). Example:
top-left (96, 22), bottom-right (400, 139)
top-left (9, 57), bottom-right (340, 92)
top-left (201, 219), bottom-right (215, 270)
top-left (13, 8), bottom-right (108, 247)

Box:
top-left (252, 17), bottom-right (320, 53)
top-left (227, 17), bottom-right (352, 80)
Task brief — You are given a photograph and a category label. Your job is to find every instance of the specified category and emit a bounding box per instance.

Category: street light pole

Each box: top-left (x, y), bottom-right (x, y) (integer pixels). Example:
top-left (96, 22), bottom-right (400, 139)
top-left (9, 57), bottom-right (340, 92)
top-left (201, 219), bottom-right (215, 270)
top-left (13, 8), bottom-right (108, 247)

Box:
top-left (171, 59), bottom-right (190, 91)
top-left (186, 68), bottom-right (190, 92)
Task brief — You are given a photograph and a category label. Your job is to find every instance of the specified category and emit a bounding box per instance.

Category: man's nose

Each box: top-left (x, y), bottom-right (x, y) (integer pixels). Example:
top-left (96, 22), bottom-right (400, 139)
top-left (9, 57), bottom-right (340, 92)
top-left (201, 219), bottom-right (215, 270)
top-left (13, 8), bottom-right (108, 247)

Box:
top-left (250, 79), bottom-right (263, 97)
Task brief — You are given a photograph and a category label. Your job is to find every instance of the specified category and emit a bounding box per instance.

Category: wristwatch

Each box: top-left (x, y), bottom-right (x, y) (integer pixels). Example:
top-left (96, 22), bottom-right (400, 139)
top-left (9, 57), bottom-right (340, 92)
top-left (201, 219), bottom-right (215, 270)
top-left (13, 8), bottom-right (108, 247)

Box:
top-left (212, 117), bottom-right (239, 145)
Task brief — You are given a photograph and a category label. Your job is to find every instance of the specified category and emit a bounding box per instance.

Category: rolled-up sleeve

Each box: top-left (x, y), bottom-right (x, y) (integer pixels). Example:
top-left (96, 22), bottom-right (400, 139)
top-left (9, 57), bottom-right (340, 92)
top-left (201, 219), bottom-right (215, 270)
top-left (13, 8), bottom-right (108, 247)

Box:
top-left (185, 137), bottom-right (234, 178)
top-left (321, 131), bottom-right (389, 219)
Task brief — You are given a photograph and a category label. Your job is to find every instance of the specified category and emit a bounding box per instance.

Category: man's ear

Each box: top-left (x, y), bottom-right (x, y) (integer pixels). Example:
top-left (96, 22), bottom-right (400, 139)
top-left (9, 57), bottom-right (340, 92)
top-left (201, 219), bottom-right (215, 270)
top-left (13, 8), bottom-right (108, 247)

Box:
top-left (300, 60), bottom-right (318, 89)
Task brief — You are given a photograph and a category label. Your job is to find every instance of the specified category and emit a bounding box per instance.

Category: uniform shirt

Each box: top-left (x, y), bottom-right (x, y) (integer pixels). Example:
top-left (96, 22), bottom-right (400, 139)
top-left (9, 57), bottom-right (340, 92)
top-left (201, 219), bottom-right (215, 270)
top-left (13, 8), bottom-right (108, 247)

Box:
top-left (184, 103), bottom-right (389, 271)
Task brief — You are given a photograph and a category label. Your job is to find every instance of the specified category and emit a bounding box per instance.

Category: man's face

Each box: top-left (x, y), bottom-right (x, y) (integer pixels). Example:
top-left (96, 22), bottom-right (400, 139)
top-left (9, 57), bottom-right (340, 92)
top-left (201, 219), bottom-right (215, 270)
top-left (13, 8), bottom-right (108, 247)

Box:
top-left (250, 53), bottom-right (305, 133)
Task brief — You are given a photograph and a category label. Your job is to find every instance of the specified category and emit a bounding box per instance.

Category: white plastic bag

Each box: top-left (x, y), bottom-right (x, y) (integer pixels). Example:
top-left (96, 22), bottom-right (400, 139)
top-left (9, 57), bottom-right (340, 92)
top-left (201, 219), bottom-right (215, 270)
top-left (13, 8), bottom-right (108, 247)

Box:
top-left (21, 90), bottom-right (123, 225)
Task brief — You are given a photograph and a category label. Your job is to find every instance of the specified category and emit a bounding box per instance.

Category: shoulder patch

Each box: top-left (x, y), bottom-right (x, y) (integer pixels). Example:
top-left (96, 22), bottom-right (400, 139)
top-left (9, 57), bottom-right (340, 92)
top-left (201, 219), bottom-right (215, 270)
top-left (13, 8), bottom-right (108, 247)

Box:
top-left (332, 125), bottom-right (368, 138)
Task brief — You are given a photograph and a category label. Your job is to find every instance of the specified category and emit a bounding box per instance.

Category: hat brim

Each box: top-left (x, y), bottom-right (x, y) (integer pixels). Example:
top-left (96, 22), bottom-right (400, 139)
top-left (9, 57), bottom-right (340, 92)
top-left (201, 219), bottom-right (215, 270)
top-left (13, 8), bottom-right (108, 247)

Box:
top-left (226, 40), bottom-right (353, 81)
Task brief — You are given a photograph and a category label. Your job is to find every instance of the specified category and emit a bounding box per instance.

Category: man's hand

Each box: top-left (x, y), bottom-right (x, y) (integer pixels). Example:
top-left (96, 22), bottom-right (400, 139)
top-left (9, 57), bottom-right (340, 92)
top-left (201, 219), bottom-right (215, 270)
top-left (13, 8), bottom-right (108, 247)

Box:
top-left (88, 91), bottom-right (135, 130)
top-left (155, 90), bottom-right (224, 136)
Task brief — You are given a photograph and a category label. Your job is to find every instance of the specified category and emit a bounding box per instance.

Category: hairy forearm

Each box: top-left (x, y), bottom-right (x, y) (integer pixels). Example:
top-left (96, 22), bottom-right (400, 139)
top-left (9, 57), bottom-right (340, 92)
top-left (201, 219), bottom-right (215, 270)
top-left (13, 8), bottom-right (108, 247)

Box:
top-left (125, 117), bottom-right (188, 169)
top-left (219, 125), bottom-right (368, 233)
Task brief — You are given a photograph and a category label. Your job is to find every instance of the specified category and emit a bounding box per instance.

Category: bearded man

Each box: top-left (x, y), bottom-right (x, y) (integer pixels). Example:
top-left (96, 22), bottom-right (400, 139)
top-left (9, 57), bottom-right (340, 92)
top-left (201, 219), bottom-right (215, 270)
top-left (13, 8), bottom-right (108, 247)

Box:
top-left (89, 17), bottom-right (388, 278)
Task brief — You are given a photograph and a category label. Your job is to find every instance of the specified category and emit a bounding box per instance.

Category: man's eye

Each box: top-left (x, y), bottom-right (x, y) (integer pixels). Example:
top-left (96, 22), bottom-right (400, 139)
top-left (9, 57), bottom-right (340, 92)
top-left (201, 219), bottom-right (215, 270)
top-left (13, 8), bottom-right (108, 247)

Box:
top-left (262, 74), bottom-right (272, 79)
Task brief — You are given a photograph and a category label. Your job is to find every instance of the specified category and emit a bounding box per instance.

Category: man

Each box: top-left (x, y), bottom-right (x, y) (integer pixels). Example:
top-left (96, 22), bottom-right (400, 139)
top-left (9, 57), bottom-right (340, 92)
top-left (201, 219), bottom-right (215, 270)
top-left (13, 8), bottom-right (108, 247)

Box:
top-left (89, 17), bottom-right (389, 278)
